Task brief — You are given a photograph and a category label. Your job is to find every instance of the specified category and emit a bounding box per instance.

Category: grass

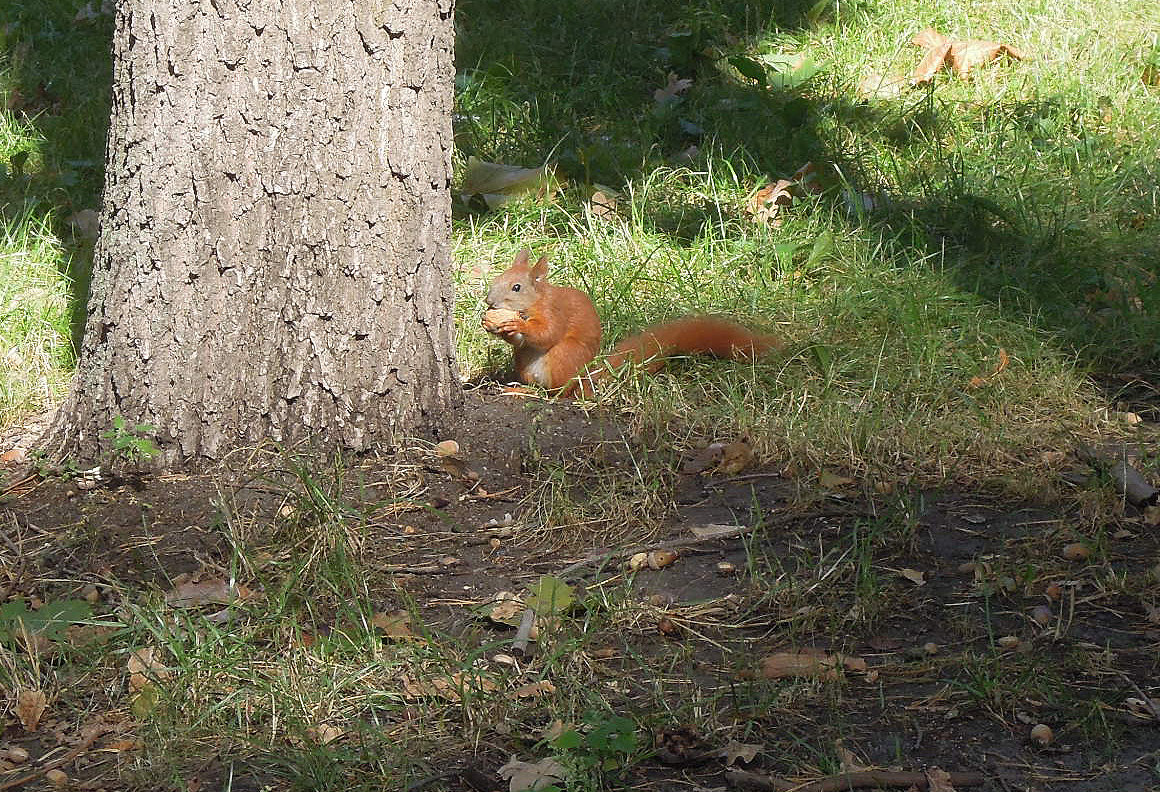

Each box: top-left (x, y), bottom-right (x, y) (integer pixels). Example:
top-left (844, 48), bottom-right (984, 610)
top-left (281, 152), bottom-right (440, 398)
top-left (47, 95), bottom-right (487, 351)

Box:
top-left (2, 0), bottom-right (1159, 789)
top-left (0, 208), bottom-right (72, 426)
top-left (453, 0), bottom-right (1159, 489)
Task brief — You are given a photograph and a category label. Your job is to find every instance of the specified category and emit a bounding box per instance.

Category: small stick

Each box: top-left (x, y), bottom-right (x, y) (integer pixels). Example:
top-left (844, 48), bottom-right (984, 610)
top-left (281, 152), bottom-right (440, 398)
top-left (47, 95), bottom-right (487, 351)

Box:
top-left (511, 607), bottom-right (536, 656)
top-left (725, 767), bottom-right (987, 792)
top-left (0, 722), bottom-right (111, 791)
top-left (1119, 671), bottom-right (1160, 721)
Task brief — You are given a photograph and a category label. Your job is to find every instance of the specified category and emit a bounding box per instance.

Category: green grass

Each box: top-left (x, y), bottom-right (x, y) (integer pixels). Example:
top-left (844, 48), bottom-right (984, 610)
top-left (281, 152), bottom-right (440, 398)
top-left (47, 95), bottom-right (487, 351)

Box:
top-left (1, 3), bottom-right (1158, 785)
top-left (1, 0), bottom-right (112, 430)
top-left (453, 0), bottom-right (1159, 491)
top-left (0, 208), bottom-right (72, 425)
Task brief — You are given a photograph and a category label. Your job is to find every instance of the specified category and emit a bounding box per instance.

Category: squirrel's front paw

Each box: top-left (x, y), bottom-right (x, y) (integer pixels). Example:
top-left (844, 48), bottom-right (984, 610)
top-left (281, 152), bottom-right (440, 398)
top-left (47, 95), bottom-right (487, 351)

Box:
top-left (482, 308), bottom-right (522, 336)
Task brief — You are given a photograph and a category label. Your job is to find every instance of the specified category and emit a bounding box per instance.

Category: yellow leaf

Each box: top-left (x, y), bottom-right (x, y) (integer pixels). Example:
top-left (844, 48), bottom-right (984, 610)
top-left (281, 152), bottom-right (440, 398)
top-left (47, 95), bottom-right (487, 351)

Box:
top-left (16, 689), bottom-right (46, 731)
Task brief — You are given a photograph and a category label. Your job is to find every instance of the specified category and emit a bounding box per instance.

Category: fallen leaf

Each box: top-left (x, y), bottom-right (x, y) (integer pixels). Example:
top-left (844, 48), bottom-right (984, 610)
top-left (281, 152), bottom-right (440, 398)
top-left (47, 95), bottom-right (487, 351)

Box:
top-left (719, 439), bottom-right (755, 475)
top-left (130, 682), bottom-right (162, 718)
top-left (720, 740), bottom-right (762, 766)
top-left (307, 723), bottom-right (344, 744)
top-left (759, 650), bottom-right (866, 680)
top-left (911, 28), bottom-right (1024, 84)
top-left (372, 610), bottom-right (417, 640)
top-left (400, 671), bottom-right (499, 702)
top-left (747, 162), bottom-right (821, 226)
top-left (165, 577), bottom-right (254, 608)
top-left (498, 756), bottom-right (567, 792)
top-left (512, 680), bottom-right (556, 699)
top-left (16, 689), bottom-right (47, 731)
top-left (969, 348), bottom-right (1010, 388)
top-left (484, 596), bottom-right (528, 627)
top-left (857, 72), bottom-right (907, 100)
top-left (525, 576), bottom-right (574, 615)
top-left (926, 766), bottom-right (957, 792)
top-left (654, 72), bottom-right (693, 107)
top-left (819, 470), bottom-right (855, 490)
top-left (897, 568), bottom-right (927, 586)
top-left (749, 179), bottom-right (796, 227)
top-left (460, 156), bottom-right (558, 209)
top-left (127, 647), bottom-right (171, 691)
top-left (588, 185), bottom-right (623, 220)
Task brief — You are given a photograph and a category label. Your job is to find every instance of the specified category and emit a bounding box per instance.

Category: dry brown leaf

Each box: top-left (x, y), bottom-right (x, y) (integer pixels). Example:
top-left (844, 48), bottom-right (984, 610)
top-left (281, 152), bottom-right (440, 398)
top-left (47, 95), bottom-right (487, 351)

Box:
top-left (166, 577), bottom-right (254, 608)
top-left (968, 348), bottom-right (1010, 388)
top-left (760, 650), bottom-right (866, 680)
top-left (912, 41), bottom-right (954, 84)
top-left (127, 647), bottom-right (171, 692)
top-left (511, 680), bottom-right (556, 699)
top-left (307, 723), bottom-right (344, 744)
top-left (654, 72), bottom-right (693, 106)
top-left (912, 27), bottom-right (1024, 84)
top-left (720, 740), bottom-right (762, 766)
top-left (897, 568), bottom-right (927, 586)
top-left (399, 671), bottom-right (499, 702)
top-left (16, 689), bottom-right (47, 731)
top-left (498, 756), bottom-right (567, 792)
top-left (925, 766), bottom-right (957, 792)
top-left (720, 440), bottom-right (755, 475)
top-left (750, 179), bottom-right (796, 226)
top-left (372, 610), bottom-right (417, 640)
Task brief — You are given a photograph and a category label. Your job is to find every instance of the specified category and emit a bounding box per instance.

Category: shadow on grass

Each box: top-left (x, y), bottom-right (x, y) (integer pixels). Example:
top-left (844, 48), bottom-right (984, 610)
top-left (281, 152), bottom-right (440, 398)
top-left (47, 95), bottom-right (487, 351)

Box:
top-left (455, 0), bottom-right (1160, 379)
top-left (3, 0), bottom-right (1157, 380)
top-left (1, 0), bottom-right (113, 350)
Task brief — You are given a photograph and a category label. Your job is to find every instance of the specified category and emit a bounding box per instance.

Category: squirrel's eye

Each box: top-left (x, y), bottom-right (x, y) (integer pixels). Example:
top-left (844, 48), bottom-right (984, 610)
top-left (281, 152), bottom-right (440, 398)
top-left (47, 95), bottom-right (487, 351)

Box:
top-left (512, 284), bottom-right (521, 292)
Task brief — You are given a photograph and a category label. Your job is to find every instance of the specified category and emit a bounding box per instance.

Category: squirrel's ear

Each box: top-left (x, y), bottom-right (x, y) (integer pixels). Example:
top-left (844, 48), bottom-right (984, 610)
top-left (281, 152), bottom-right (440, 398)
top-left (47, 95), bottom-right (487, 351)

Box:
top-left (531, 255), bottom-right (550, 281)
top-left (512, 248), bottom-right (531, 268)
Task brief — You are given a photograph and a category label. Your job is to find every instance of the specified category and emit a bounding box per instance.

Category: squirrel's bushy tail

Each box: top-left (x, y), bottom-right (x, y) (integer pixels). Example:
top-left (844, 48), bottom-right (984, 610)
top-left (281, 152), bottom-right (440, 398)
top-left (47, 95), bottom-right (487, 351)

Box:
top-left (563, 317), bottom-right (780, 396)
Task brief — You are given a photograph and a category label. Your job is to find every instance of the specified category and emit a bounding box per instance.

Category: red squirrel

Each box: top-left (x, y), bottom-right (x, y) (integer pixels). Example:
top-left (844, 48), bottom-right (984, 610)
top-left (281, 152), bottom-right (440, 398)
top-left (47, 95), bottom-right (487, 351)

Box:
top-left (481, 249), bottom-right (779, 397)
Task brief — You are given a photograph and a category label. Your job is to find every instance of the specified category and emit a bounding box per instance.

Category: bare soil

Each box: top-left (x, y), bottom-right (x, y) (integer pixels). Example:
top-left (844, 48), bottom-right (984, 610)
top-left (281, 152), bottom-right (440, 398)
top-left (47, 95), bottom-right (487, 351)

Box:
top-left (1, 390), bottom-right (1158, 791)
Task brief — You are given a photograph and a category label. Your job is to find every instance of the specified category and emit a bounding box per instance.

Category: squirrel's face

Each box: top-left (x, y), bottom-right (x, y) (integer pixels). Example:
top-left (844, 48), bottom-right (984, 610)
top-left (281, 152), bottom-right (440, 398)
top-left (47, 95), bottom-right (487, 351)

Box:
top-left (485, 250), bottom-right (549, 311)
top-left (486, 266), bottom-right (537, 311)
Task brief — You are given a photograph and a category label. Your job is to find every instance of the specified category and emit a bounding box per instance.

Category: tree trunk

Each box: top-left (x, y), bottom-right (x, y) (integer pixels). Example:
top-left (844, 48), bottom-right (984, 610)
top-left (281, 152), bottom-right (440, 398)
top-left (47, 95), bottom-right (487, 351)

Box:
top-left (43, 0), bottom-right (459, 467)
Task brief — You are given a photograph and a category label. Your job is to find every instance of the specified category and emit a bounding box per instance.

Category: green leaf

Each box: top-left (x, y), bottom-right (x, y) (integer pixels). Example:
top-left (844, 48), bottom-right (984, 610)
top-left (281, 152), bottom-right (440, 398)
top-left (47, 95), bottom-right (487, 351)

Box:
top-left (729, 56), bottom-right (767, 86)
top-left (552, 729), bottom-right (583, 751)
top-left (525, 576), bottom-right (574, 616)
top-left (0, 599), bottom-right (92, 643)
top-left (130, 682), bottom-right (161, 718)
top-left (586, 715), bottom-right (637, 755)
top-left (804, 229), bottom-right (834, 270)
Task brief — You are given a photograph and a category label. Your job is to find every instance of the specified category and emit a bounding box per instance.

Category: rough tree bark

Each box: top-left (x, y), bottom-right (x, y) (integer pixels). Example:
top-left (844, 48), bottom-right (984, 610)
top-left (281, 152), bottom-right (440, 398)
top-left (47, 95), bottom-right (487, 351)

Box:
top-left (43, 0), bottom-right (459, 467)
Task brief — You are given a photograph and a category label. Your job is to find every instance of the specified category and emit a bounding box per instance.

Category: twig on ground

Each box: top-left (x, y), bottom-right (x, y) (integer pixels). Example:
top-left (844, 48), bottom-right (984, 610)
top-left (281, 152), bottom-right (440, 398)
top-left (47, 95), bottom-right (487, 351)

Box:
top-left (0, 722), bottom-right (112, 791)
top-left (511, 606), bottom-right (536, 656)
top-left (1118, 670), bottom-right (1160, 721)
top-left (724, 767), bottom-right (987, 792)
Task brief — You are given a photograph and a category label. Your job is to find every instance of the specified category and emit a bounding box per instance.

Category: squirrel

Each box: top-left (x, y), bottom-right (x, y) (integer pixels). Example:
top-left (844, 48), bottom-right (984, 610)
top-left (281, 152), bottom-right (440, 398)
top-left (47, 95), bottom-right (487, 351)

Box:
top-left (481, 249), bottom-right (780, 397)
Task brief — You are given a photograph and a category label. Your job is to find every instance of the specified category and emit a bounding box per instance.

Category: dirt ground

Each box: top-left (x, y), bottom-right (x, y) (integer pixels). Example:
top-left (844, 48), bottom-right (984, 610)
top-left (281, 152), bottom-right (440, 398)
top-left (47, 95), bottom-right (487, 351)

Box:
top-left (1, 390), bottom-right (1158, 792)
